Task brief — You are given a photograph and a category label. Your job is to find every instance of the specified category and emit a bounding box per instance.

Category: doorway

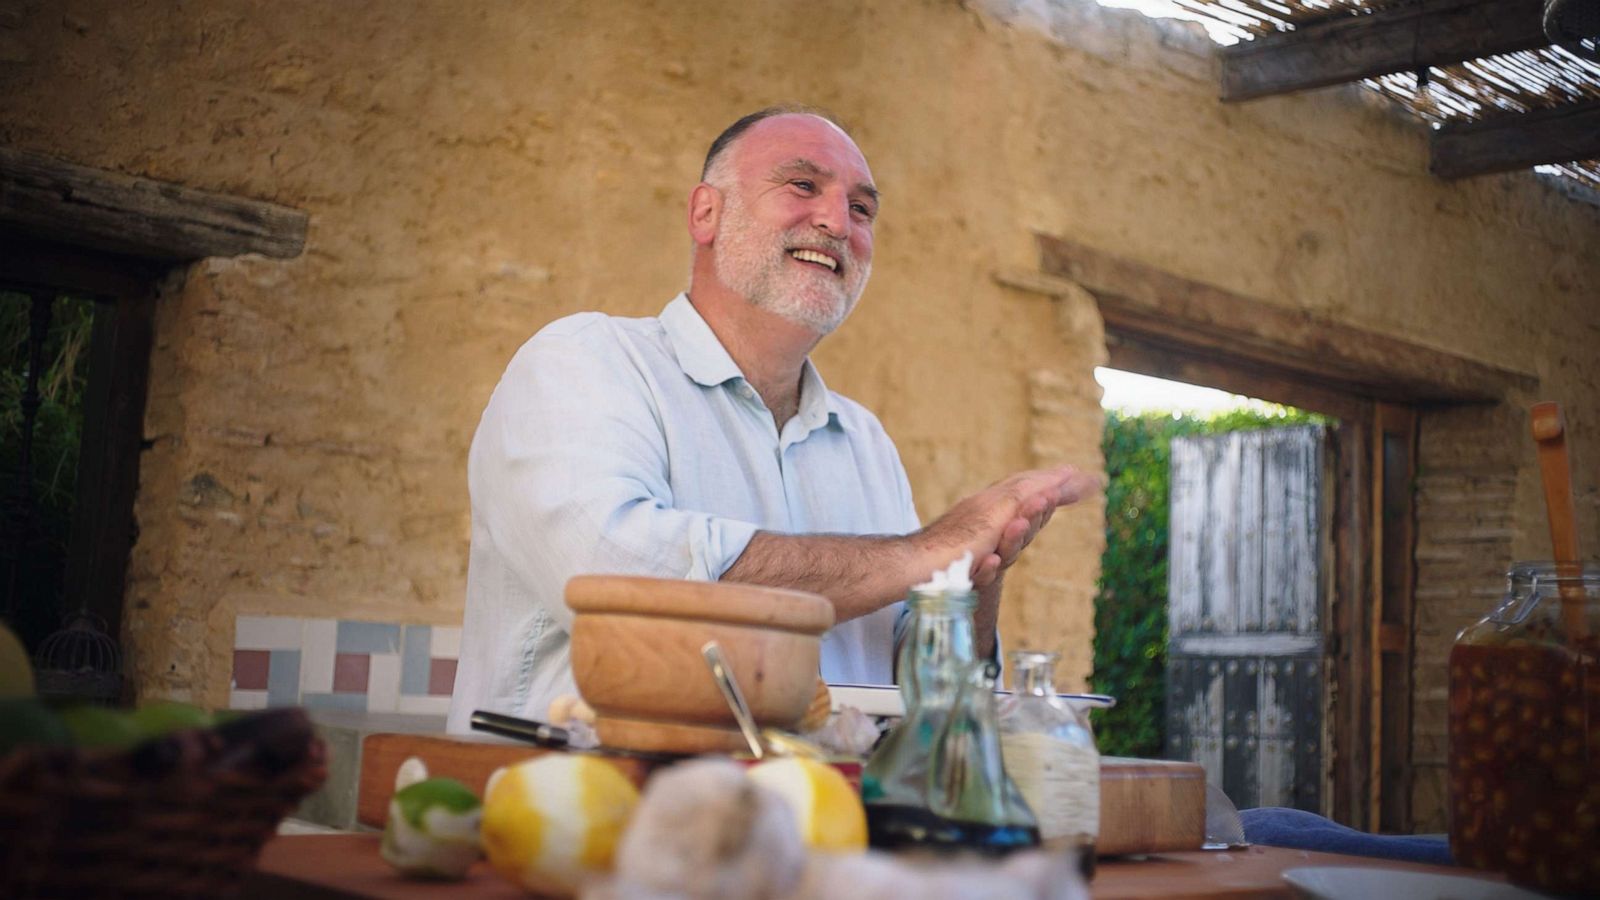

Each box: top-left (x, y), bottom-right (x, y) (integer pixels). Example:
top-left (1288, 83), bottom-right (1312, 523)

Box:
top-left (1022, 233), bottom-right (1529, 830)
top-left (0, 245), bottom-right (161, 703)
top-left (0, 146), bottom-right (307, 703)
top-left (1092, 367), bottom-right (1336, 812)
top-left (0, 289), bottom-right (96, 654)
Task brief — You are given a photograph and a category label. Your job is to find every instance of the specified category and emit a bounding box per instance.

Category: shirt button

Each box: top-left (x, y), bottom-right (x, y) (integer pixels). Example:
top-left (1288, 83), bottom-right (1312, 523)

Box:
top-left (740, 385), bottom-right (755, 400)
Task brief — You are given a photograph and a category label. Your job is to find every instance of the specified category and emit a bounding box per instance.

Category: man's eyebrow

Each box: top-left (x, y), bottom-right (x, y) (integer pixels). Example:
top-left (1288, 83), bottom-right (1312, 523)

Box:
top-left (770, 158), bottom-right (880, 204)
top-left (770, 158), bottom-right (828, 181)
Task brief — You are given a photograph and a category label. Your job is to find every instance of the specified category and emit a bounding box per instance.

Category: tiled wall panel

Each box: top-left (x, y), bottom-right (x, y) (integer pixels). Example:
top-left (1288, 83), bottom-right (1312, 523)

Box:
top-left (231, 616), bottom-right (460, 714)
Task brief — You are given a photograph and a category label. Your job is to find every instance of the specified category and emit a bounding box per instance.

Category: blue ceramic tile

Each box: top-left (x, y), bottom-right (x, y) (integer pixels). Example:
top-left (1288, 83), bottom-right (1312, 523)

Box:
top-left (401, 625), bottom-right (432, 696)
top-left (267, 650), bottom-right (301, 707)
top-left (336, 620), bottom-right (401, 655)
top-left (301, 692), bottom-right (369, 712)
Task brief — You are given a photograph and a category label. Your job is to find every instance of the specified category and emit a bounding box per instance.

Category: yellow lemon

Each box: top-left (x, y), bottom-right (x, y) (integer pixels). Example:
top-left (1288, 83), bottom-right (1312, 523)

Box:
top-left (480, 754), bottom-right (639, 896)
top-left (0, 621), bottom-right (33, 698)
top-left (747, 757), bottom-right (867, 853)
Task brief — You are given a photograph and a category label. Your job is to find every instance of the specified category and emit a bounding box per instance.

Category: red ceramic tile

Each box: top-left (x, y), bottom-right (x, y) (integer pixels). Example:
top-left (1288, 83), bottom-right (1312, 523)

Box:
top-left (332, 652), bottom-right (371, 693)
top-left (233, 650), bottom-right (270, 690)
top-left (428, 658), bottom-right (457, 696)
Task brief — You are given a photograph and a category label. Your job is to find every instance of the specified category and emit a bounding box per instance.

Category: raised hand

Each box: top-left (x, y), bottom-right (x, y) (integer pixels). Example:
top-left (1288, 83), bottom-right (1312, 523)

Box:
top-left (917, 465), bottom-right (1099, 588)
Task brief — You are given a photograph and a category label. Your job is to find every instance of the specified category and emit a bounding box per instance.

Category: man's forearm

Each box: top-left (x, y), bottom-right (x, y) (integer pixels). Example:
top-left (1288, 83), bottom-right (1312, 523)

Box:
top-left (721, 530), bottom-right (931, 623)
top-left (722, 464), bottom-right (1096, 635)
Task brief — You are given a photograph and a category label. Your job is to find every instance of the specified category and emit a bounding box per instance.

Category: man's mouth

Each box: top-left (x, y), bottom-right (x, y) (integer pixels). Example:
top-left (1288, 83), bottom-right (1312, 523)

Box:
top-left (788, 248), bottom-right (841, 275)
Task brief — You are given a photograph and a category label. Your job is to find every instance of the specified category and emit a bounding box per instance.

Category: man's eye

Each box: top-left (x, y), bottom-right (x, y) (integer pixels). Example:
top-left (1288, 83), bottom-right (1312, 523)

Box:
top-left (852, 203), bottom-right (875, 218)
top-left (791, 180), bottom-right (816, 193)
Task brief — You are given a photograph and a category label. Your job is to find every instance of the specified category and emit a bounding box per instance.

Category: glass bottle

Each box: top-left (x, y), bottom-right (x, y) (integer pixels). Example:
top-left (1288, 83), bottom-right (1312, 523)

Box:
top-left (998, 650), bottom-right (1099, 879)
top-left (861, 587), bottom-right (1040, 854)
top-left (1448, 561), bottom-right (1599, 895)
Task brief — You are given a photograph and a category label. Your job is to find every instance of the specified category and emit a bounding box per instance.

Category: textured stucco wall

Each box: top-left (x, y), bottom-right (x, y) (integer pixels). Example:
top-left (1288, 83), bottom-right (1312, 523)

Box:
top-left (2, 0), bottom-right (1597, 824)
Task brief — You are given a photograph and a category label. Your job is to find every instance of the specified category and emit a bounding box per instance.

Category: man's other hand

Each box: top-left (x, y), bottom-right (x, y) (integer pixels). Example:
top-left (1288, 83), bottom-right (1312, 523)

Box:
top-left (916, 465), bottom-right (1100, 588)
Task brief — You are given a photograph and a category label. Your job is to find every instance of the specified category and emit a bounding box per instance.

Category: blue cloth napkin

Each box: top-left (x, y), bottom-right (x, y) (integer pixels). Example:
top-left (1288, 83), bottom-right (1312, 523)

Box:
top-left (1240, 807), bottom-right (1455, 866)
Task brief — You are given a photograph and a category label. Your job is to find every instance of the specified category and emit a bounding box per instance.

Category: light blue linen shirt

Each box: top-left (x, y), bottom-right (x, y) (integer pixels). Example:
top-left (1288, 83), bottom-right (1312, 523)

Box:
top-left (446, 294), bottom-right (920, 732)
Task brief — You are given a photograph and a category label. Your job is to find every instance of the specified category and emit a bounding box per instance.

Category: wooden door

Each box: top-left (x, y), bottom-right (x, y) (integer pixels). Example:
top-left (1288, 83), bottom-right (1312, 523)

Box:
top-left (1166, 425), bottom-right (1328, 811)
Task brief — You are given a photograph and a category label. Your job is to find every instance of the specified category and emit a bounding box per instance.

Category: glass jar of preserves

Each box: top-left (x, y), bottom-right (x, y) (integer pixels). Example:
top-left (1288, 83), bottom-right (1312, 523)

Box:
top-left (1448, 561), bottom-right (1599, 894)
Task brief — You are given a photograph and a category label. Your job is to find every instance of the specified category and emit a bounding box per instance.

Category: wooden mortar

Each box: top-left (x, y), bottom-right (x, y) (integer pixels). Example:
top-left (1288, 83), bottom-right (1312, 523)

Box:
top-left (566, 575), bottom-right (834, 754)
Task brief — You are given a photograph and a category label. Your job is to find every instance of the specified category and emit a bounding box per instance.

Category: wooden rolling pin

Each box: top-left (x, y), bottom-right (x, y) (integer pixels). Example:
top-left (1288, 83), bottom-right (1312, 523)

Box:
top-left (1531, 401), bottom-right (1588, 640)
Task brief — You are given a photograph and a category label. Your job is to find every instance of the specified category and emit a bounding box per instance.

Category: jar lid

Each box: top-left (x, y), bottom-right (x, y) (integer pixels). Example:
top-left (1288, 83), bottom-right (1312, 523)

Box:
top-left (907, 587), bottom-right (978, 610)
top-left (1508, 560), bottom-right (1600, 582)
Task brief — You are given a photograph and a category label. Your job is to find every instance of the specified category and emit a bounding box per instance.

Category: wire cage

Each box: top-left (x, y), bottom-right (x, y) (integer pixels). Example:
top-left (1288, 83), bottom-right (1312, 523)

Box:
top-left (33, 611), bottom-right (122, 703)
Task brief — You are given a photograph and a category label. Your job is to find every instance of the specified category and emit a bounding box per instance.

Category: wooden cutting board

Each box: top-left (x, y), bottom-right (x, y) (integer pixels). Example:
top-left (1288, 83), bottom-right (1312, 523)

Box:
top-left (1094, 756), bottom-right (1206, 855)
top-left (356, 733), bottom-right (1205, 856)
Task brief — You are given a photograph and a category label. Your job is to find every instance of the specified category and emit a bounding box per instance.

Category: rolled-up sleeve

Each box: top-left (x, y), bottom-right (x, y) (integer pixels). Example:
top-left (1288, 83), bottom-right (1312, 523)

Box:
top-left (469, 323), bottom-right (759, 630)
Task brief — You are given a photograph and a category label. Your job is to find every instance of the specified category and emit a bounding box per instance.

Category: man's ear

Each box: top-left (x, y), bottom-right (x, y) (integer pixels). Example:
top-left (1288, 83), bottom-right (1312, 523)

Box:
top-left (687, 182), bottom-right (722, 247)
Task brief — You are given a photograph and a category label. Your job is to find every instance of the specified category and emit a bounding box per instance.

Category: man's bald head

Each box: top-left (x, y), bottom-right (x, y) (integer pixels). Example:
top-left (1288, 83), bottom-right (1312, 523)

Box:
top-left (700, 105), bottom-right (855, 186)
top-left (687, 106), bottom-right (877, 337)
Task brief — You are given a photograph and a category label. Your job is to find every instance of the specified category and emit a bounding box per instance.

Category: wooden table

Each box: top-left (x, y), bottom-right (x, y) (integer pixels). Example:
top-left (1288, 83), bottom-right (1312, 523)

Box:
top-left (245, 833), bottom-right (1498, 899)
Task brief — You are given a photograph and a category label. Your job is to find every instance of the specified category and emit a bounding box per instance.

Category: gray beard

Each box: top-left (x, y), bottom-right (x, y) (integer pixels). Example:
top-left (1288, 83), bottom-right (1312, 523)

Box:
top-left (712, 195), bottom-right (867, 335)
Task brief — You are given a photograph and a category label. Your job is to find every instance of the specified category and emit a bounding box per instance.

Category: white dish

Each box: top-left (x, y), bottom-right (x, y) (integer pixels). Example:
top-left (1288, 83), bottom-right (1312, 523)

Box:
top-left (827, 683), bottom-right (1115, 718)
top-left (1283, 866), bottom-right (1547, 900)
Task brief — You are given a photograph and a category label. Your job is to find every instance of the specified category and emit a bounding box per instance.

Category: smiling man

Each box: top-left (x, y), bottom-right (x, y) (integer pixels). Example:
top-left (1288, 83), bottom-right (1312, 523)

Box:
top-left (446, 107), bottom-right (1096, 731)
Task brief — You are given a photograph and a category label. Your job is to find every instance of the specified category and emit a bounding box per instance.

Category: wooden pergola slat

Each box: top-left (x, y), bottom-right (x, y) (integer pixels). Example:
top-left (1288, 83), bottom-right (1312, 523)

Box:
top-left (1221, 0), bottom-right (1549, 101)
top-left (1431, 99), bottom-right (1600, 178)
top-left (0, 147), bottom-right (307, 262)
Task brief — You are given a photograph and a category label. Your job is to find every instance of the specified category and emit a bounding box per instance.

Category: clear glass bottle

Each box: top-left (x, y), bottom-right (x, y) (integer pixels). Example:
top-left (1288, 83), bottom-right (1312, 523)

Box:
top-left (861, 587), bottom-right (1039, 854)
top-left (1449, 561), bottom-right (1599, 894)
top-left (998, 650), bottom-right (1099, 878)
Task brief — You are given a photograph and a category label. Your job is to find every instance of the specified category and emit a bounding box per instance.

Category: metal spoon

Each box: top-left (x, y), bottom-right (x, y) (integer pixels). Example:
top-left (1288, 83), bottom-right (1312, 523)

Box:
top-left (701, 640), bottom-right (766, 758)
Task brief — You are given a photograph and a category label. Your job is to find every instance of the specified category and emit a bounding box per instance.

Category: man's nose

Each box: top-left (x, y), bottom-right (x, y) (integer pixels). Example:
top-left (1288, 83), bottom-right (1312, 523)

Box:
top-left (809, 192), bottom-right (850, 239)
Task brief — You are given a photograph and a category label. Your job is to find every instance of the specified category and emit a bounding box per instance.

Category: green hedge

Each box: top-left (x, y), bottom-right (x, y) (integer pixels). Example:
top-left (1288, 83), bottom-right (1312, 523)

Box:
top-left (0, 293), bottom-right (95, 651)
top-left (1089, 406), bottom-right (1327, 758)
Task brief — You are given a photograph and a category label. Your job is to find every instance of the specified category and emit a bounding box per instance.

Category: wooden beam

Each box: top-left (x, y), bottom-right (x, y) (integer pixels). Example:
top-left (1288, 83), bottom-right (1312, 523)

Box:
top-left (1105, 334), bottom-right (1370, 421)
top-left (1431, 99), bottom-right (1600, 178)
top-left (1221, 0), bottom-right (1548, 102)
top-left (0, 147), bottom-right (307, 261)
top-left (1037, 234), bottom-right (1537, 404)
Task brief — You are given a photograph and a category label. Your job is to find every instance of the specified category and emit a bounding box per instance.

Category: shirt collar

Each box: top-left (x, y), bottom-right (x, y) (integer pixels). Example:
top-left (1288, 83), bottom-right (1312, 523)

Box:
top-left (660, 294), bottom-right (847, 433)
top-left (661, 293), bottom-right (743, 388)
top-left (797, 356), bottom-right (846, 433)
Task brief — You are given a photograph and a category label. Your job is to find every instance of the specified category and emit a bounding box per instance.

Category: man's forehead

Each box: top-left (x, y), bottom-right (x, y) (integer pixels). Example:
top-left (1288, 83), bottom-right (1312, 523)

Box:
top-left (733, 114), bottom-right (873, 183)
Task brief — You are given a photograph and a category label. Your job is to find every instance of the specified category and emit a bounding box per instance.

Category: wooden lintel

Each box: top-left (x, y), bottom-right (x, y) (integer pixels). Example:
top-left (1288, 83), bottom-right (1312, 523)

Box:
top-left (1431, 99), bottom-right (1600, 179)
top-left (1221, 0), bottom-right (1547, 102)
top-left (0, 147), bottom-right (308, 262)
top-left (1038, 234), bottom-right (1536, 405)
top-left (1107, 334), bottom-right (1370, 421)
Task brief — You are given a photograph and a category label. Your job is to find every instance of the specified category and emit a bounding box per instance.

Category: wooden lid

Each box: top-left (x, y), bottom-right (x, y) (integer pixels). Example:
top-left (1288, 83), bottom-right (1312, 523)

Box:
top-left (565, 575), bottom-right (834, 634)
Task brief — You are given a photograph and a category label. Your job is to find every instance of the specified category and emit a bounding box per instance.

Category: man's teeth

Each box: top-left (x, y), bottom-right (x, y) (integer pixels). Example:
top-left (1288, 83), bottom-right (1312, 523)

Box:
top-left (789, 249), bottom-right (838, 271)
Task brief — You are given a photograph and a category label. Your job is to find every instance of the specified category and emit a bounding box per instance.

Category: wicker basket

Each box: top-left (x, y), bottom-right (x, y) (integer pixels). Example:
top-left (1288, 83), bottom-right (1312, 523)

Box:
top-left (0, 706), bottom-right (327, 899)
